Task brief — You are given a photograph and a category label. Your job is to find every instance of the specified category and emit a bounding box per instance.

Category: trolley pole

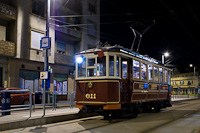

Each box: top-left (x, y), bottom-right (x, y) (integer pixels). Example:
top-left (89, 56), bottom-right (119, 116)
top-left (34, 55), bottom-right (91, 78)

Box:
top-left (43, 0), bottom-right (50, 117)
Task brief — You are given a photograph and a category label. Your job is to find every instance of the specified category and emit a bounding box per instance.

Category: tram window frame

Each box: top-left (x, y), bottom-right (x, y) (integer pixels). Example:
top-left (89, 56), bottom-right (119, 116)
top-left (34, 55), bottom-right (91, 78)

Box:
top-left (133, 59), bottom-right (140, 80)
top-left (97, 56), bottom-right (106, 76)
top-left (154, 66), bottom-right (159, 82)
top-left (116, 56), bottom-right (119, 77)
top-left (122, 60), bottom-right (128, 79)
top-left (141, 62), bottom-right (147, 80)
top-left (77, 57), bottom-right (86, 77)
top-left (86, 57), bottom-right (97, 77)
top-left (163, 69), bottom-right (168, 83)
top-left (159, 67), bottom-right (163, 83)
top-left (109, 56), bottom-right (114, 76)
top-left (148, 64), bottom-right (153, 81)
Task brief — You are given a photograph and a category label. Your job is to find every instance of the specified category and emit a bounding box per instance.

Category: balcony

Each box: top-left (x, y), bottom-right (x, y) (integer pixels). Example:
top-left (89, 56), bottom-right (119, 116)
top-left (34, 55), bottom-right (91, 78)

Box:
top-left (0, 41), bottom-right (15, 57)
top-left (55, 53), bottom-right (75, 66)
top-left (0, 2), bottom-right (16, 20)
top-left (55, 26), bottom-right (81, 39)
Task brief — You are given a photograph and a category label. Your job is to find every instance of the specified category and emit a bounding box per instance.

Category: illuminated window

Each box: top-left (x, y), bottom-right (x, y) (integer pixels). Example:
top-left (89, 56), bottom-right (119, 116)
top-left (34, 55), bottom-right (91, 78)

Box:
top-left (97, 56), bottom-right (106, 76)
top-left (109, 56), bottom-right (114, 76)
top-left (78, 58), bottom-right (86, 77)
top-left (159, 68), bottom-right (163, 82)
top-left (116, 57), bottom-right (119, 77)
top-left (141, 63), bottom-right (147, 80)
top-left (133, 60), bottom-right (140, 79)
top-left (88, 58), bottom-right (95, 66)
top-left (148, 64), bottom-right (153, 80)
top-left (87, 68), bottom-right (96, 77)
top-left (122, 61), bottom-right (127, 79)
top-left (164, 69), bottom-right (167, 83)
top-left (154, 67), bottom-right (158, 81)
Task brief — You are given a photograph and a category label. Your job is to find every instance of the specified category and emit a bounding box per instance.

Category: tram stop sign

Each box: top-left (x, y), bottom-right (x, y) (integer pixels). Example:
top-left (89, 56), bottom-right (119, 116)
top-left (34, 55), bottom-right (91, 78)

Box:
top-left (40, 71), bottom-right (48, 80)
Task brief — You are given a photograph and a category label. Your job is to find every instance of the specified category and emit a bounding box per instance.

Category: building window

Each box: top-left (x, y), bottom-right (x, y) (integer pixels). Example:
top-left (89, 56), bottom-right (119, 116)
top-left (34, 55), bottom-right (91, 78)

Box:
top-left (88, 3), bottom-right (96, 14)
top-left (57, 42), bottom-right (66, 54)
top-left (87, 21), bottom-right (96, 36)
top-left (54, 74), bottom-right (68, 95)
top-left (32, 0), bottom-right (45, 17)
top-left (31, 30), bottom-right (44, 50)
top-left (0, 25), bottom-right (6, 41)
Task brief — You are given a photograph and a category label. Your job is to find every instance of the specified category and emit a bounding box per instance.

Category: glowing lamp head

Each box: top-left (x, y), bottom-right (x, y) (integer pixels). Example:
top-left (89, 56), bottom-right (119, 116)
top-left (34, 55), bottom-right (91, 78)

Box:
top-left (190, 64), bottom-right (193, 67)
top-left (164, 52), bottom-right (169, 57)
top-left (76, 56), bottom-right (83, 63)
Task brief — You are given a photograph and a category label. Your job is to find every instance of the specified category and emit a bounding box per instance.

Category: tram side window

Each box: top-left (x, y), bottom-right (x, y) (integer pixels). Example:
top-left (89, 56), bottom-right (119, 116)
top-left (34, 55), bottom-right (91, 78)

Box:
top-left (109, 56), bottom-right (114, 76)
top-left (116, 57), bottom-right (119, 76)
top-left (133, 60), bottom-right (140, 79)
top-left (159, 68), bottom-right (163, 82)
top-left (148, 64), bottom-right (153, 80)
top-left (78, 58), bottom-right (86, 77)
top-left (154, 67), bottom-right (158, 81)
top-left (122, 61), bottom-right (127, 78)
top-left (141, 63), bottom-right (147, 80)
top-left (97, 56), bottom-right (106, 76)
top-left (164, 69), bottom-right (167, 83)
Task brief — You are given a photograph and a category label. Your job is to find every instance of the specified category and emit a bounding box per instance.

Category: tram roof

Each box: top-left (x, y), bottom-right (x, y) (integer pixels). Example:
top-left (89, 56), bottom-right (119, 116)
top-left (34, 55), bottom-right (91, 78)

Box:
top-left (77, 45), bottom-right (161, 65)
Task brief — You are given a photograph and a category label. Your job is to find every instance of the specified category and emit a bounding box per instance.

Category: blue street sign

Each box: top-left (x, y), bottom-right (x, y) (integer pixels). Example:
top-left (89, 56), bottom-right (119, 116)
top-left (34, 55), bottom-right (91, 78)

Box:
top-left (40, 37), bottom-right (51, 49)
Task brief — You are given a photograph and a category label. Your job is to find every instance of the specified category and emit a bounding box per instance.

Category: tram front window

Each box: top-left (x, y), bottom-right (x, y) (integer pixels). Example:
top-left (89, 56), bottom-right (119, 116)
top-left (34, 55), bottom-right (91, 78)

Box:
top-left (77, 57), bottom-right (86, 77)
top-left (87, 68), bottom-right (96, 77)
top-left (97, 56), bottom-right (106, 76)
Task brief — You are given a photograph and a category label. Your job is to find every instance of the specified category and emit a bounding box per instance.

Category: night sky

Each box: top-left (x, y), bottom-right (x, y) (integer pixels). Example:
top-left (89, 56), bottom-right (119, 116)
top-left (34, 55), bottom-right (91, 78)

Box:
top-left (100, 0), bottom-right (200, 72)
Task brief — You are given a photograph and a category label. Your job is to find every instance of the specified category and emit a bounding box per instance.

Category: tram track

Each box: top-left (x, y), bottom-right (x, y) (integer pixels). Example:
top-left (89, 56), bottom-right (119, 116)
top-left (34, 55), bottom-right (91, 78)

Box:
top-left (7, 99), bottom-right (200, 133)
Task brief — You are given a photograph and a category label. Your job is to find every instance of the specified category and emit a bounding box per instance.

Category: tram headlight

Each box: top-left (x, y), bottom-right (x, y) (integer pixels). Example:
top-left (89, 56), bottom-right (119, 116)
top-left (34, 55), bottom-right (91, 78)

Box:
top-left (76, 56), bottom-right (83, 63)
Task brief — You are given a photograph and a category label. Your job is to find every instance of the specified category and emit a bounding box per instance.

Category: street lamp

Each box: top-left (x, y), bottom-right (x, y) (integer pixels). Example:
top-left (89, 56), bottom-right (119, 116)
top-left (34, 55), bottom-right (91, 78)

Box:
top-left (162, 52), bottom-right (169, 64)
top-left (190, 64), bottom-right (195, 76)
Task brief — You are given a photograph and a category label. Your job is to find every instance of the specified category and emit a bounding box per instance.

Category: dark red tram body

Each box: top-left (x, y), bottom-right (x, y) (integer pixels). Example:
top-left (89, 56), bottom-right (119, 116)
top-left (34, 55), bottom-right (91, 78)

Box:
top-left (75, 46), bottom-right (172, 118)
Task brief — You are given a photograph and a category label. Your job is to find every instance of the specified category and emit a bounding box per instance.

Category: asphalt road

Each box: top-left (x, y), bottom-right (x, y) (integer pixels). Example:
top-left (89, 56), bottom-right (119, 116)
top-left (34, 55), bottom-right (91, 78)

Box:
top-left (4, 99), bottom-right (200, 133)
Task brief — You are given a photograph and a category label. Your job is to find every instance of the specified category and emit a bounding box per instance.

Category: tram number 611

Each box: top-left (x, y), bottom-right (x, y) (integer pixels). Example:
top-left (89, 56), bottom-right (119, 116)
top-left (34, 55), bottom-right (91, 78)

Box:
top-left (85, 93), bottom-right (96, 99)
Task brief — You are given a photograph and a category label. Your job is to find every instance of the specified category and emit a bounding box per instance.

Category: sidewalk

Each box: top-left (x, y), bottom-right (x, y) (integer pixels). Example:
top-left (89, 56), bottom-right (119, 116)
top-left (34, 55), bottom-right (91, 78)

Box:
top-left (171, 95), bottom-right (198, 101)
top-left (0, 96), bottom-right (198, 131)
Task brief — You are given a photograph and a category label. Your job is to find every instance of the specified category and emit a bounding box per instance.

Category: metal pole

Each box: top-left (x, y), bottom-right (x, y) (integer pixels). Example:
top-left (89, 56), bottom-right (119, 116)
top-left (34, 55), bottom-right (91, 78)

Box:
top-left (43, 0), bottom-right (50, 117)
top-left (29, 90), bottom-right (32, 117)
top-left (194, 66), bottom-right (195, 76)
top-left (43, 80), bottom-right (46, 116)
top-left (162, 55), bottom-right (164, 64)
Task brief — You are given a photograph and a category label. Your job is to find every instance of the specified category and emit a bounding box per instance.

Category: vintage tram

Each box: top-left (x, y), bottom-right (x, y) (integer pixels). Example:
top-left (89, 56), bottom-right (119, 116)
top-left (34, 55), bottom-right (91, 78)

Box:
top-left (75, 45), bottom-right (172, 119)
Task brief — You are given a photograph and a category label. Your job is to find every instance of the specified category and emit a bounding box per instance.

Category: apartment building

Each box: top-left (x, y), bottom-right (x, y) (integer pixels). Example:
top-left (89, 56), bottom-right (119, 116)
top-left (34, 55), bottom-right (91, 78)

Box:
top-left (0, 0), bottom-right (100, 99)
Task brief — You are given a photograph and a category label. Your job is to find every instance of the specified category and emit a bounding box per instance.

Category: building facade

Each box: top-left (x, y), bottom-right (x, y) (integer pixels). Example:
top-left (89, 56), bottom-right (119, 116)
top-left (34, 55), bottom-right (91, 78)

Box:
top-left (171, 72), bottom-right (199, 94)
top-left (0, 0), bottom-right (100, 99)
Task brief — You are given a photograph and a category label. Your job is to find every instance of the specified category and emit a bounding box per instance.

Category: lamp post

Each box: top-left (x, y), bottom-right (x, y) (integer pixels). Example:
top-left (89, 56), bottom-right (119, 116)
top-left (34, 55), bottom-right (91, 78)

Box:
top-left (162, 52), bottom-right (169, 64)
top-left (190, 64), bottom-right (195, 76)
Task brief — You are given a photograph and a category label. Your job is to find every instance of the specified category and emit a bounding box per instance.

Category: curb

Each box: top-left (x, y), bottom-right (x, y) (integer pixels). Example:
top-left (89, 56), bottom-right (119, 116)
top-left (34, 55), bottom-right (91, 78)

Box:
top-left (0, 113), bottom-right (98, 131)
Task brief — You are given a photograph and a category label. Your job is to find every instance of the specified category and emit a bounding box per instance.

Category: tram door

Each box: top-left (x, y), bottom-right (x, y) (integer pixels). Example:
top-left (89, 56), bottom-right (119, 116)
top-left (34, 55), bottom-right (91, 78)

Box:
top-left (121, 58), bottom-right (132, 103)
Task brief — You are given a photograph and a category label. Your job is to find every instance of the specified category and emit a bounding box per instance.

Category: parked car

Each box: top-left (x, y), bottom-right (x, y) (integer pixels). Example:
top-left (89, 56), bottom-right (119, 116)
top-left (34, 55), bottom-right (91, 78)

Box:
top-left (0, 87), bottom-right (30, 105)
